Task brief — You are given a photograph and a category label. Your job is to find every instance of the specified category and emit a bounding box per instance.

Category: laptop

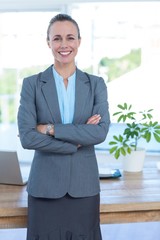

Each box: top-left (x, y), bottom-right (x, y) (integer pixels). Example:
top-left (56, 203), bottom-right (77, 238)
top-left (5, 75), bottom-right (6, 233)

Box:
top-left (0, 151), bottom-right (30, 185)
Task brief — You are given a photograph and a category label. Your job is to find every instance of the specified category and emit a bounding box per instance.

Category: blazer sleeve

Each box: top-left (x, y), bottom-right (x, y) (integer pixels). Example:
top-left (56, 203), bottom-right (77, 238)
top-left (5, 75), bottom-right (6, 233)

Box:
top-left (54, 77), bottom-right (110, 146)
top-left (17, 77), bottom-right (78, 154)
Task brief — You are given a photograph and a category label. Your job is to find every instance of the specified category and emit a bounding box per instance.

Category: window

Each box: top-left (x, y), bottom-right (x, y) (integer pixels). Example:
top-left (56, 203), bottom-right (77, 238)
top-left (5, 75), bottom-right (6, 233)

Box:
top-left (71, 2), bottom-right (160, 119)
top-left (70, 2), bottom-right (160, 152)
top-left (0, 2), bottom-right (160, 162)
top-left (0, 11), bottom-right (60, 161)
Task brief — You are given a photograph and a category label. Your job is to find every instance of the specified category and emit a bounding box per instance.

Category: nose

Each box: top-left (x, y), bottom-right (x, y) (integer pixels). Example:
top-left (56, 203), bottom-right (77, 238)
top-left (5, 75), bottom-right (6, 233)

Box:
top-left (60, 39), bottom-right (68, 48)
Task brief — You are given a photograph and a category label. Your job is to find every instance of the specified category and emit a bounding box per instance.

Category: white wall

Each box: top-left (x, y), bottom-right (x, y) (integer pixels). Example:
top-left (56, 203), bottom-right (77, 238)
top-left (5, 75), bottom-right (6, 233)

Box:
top-left (0, 0), bottom-right (159, 12)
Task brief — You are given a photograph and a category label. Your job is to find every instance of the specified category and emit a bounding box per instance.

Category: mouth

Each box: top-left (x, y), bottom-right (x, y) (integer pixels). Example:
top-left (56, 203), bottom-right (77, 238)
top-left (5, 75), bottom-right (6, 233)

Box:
top-left (59, 51), bottom-right (72, 56)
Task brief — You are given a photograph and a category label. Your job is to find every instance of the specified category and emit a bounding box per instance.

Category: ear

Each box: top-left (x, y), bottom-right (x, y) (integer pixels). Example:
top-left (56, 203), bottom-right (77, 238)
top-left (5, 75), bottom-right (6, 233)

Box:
top-left (78, 38), bottom-right (81, 47)
top-left (47, 39), bottom-right (51, 48)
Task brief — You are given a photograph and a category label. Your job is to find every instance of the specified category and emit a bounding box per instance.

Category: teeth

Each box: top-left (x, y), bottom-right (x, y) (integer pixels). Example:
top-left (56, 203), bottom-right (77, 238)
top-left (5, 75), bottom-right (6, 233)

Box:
top-left (60, 52), bottom-right (71, 55)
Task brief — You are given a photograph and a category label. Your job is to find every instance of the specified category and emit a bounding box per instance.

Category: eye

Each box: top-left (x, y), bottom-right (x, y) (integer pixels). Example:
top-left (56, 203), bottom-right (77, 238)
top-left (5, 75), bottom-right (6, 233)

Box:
top-left (53, 37), bottom-right (61, 41)
top-left (67, 36), bottom-right (75, 41)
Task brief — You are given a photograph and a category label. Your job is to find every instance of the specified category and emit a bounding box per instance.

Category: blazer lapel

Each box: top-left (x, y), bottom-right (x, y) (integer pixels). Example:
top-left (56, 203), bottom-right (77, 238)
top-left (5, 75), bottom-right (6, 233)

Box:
top-left (40, 66), bottom-right (62, 123)
top-left (73, 69), bottom-right (90, 123)
top-left (39, 66), bottom-right (90, 124)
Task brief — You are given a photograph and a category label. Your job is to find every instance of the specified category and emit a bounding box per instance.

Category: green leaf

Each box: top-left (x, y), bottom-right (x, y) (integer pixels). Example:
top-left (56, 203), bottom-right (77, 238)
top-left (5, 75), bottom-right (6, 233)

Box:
top-left (120, 147), bottom-right (126, 156)
top-left (147, 113), bottom-right (153, 119)
top-left (119, 135), bottom-right (124, 142)
top-left (145, 132), bottom-right (151, 142)
top-left (127, 147), bottom-right (132, 154)
top-left (154, 133), bottom-right (160, 142)
top-left (117, 115), bottom-right (126, 122)
top-left (155, 130), bottom-right (160, 134)
top-left (118, 104), bottom-right (125, 110)
top-left (128, 104), bottom-right (132, 110)
top-left (109, 146), bottom-right (118, 154)
top-left (115, 149), bottom-right (120, 159)
top-left (113, 111), bottom-right (122, 116)
top-left (113, 135), bottom-right (120, 141)
top-left (109, 141), bottom-right (118, 145)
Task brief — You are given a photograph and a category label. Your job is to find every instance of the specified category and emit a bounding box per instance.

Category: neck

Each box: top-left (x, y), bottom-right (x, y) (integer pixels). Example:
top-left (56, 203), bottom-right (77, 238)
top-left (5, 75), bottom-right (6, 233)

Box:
top-left (54, 62), bottom-right (76, 79)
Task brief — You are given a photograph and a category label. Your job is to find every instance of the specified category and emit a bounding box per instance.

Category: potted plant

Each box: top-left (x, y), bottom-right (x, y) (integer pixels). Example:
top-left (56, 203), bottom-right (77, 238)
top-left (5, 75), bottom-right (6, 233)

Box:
top-left (109, 103), bottom-right (160, 172)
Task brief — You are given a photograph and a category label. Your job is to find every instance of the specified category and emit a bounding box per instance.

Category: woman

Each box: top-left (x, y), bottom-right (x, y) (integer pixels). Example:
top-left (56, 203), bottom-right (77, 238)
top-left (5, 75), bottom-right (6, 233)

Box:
top-left (18, 13), bottom-right (110, 240)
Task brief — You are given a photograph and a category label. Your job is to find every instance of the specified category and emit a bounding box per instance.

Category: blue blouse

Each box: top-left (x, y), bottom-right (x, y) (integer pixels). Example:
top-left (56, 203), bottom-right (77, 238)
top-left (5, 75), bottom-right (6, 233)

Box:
top-left (53, 66), bottom-right (76, 124)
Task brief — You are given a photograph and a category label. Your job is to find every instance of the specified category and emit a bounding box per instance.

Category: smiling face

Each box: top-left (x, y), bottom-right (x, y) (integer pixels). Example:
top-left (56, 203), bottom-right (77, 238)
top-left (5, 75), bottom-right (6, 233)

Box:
top-left (47, 20), bottom-right (81, 67)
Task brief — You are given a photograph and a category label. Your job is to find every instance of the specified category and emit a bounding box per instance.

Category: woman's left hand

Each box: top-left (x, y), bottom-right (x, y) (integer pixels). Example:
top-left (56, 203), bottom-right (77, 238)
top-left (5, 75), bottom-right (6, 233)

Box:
top-left (86, 114), bottom-right (101, 125)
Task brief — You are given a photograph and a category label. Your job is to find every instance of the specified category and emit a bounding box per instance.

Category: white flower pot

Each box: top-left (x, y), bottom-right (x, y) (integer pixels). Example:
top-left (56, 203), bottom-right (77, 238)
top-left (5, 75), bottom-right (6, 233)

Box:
top-left (157, 161), bottom-right (160, 170)
top-left (122, 148), bottom-right (146, 172)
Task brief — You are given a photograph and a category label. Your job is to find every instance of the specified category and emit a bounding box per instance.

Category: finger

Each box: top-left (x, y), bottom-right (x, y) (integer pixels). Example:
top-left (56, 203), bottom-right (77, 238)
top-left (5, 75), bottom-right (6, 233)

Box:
top-left (87, 114), bottom-right (101, 124)
top-left (87, 116), bottom-right (101, 124)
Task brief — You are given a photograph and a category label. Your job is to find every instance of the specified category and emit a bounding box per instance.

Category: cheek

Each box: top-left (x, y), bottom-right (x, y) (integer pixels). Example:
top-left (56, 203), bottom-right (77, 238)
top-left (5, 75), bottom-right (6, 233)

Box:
top-left (72, 42), bottom-right (80, 51)
top-left (49, 42), bottom-right (59, 51)
top-left (51, 46), bottom-right (60, 57)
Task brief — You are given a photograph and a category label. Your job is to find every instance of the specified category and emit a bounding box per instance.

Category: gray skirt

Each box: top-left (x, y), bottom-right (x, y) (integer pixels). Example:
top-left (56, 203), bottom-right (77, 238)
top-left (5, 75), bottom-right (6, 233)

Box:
top-left (27, 193), bottom-right (102, 240)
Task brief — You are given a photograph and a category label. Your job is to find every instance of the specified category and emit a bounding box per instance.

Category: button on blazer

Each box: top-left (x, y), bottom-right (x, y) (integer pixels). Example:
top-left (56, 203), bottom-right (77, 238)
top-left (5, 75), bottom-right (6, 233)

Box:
top-left (18, 65), bottom-right (110, 198)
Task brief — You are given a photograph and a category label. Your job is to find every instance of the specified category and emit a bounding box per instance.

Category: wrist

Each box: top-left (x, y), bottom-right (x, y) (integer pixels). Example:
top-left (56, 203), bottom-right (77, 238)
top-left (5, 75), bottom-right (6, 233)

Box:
top-left (45, 124), bottom-right (54, 136)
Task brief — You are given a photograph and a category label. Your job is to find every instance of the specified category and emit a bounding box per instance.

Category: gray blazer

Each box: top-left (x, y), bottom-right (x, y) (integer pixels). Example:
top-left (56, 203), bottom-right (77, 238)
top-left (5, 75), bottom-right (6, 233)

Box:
top-left (17, 65), bottom-right (110, 198)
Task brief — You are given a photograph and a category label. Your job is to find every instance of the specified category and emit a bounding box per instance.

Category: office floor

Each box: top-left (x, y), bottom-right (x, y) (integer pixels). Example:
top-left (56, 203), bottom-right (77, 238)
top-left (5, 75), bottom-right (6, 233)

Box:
top-left (0, 222), bottom-right (160, 240)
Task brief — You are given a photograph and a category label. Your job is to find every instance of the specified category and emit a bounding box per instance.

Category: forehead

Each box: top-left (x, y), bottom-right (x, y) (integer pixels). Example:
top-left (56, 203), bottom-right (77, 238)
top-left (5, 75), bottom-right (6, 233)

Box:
top-left (49, 20), bottom-right (78, 36)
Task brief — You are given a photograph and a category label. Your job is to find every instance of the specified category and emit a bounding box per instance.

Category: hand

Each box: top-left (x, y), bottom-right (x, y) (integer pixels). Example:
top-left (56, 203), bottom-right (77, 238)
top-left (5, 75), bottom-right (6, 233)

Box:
top-left (86, 114), bottom-right (101, 125)
top-left (37, 124), bottom-right (47, 134)
top-left (37, 124), bottom-right (54, 136)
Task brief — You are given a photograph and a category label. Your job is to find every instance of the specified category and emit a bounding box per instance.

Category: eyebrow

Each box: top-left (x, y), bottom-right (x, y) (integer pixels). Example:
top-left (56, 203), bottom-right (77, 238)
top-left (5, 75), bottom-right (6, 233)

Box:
top-left (53, 34), bottom-right (76, 38)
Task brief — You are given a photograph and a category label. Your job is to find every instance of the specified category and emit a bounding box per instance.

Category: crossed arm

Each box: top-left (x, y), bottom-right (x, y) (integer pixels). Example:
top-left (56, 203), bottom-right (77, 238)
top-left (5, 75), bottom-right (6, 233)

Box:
top-left (36, 114), bottom-right (101, 137)
top-left (18, 75), bottom-right (110, 154)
